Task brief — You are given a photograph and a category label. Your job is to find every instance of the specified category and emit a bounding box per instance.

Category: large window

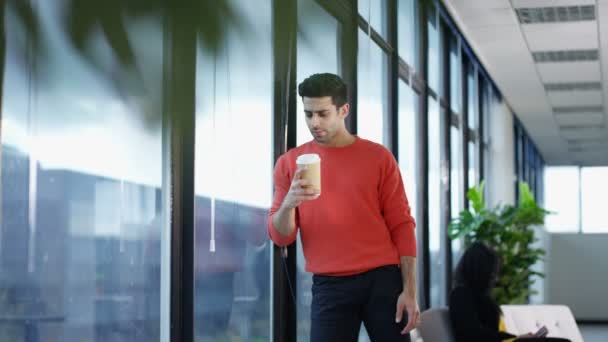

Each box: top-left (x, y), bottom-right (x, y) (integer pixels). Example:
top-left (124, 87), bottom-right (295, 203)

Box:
top-left (428, 98), bottom-right (446, 307)
top-left (450, 123), bottom-right (463, 268)
top-left (296, 0), bottom-right (340, 339)
top-left (427, 4), bottom-right (440, 92)
top-left (357, 30), bottom-right (389, 146)
top-left (466, 64), bottom-right (479, 188)
top-left (358, 0), bottom-right (387, 40)
top-left (581, 167), bottom-right (608, 233)
top-left (194, 1), bottom-right (272, 340)
top-left (449, 36), bottom-right (461, 115)
top-left (545, 166), bottom-right (608, 233)
top-left (398, 0), bottom-right (419, 70)
top-left (544, 167), bottom-right (580, 233)
top-left (296, 0), bottom-right (339, 147)
top-left (398, 83), bottom-right (419, 223)
top-left (1, 3), bottom-right (167, 341)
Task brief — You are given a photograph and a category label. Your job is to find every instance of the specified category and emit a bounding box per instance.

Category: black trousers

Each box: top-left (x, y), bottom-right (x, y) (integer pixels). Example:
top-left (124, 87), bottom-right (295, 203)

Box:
top-left (311, 265), bottom-right (411, 342)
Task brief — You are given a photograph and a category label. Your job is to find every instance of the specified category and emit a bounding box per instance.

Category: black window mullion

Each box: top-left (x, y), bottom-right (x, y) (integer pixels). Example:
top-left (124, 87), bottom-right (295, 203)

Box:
top-left (165, 8), bottom-right (197, 342)
top-left (461, 58), bottom-right (470, 210)
top-left (272, 1), bottom-right (298, 341)
top-left (479, 79), bottom-right (486, 184)
top-left (418, 0), bottom-right (430, 311)
top-left (441, 21), bottom-right (453, 302)
top-left (388, 0), bottom-right (398, 157)
top-left (339, 0), bottom-right (358, 133)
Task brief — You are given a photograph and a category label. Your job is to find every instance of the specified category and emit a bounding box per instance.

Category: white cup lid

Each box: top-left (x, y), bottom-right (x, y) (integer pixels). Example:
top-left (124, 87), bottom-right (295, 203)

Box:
top-left (296, 153), bottom-right (320, 164)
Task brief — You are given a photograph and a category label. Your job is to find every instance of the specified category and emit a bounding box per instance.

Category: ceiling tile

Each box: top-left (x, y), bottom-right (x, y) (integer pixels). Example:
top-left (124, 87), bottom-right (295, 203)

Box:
top-left (523, 21), bottom-right (598, 51)
top-left (555, 112), bottom-right (605, 125)
top-left (537, 61), bottom-right (601, 83)
top-left (547, 90), bottom-right (603, 106)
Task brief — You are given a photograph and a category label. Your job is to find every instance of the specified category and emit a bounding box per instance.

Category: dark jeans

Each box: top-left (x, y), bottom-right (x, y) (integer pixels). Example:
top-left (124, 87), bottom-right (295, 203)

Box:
top-left (311, 265), bottom-right (411, 342)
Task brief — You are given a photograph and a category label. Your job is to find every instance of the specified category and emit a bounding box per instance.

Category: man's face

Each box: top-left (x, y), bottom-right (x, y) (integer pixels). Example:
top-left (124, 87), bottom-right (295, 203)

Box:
top-left (302, 96), bottom-right (349, 145)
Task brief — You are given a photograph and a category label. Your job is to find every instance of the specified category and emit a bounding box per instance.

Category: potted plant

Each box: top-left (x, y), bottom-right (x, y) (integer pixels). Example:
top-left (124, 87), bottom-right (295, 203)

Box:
top-left (448, 181), bottom-right (549, 304)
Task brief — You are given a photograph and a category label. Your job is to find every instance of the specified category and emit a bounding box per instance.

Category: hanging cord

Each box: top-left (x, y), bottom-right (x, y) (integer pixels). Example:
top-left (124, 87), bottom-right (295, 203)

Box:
top-left (209, 50), bottom-right (218, 252)
top-left (280, 7), bottom-right (297, 306)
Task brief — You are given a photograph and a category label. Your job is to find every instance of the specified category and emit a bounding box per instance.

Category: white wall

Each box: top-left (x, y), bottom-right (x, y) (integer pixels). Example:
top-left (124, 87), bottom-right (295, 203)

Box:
top-left (487, 100), bottom-right (515, 207)
top-left (544, 233), bottom-right (608, 320)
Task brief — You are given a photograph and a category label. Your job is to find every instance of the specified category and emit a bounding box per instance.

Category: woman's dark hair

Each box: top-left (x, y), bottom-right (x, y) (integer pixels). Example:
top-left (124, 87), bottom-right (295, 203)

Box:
top-left (453, 242), bottom-right (502, 320)
top-left (298, 73), bottom-right (347, 108)
top-left (454, 242), bottom-right (500, 294)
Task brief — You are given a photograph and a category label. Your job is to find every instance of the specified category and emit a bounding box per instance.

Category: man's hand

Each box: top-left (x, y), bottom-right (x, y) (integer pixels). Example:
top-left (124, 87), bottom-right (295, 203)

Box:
top-left (395, 291), bottom-right (420, 335)
top-left (280, 166), bottom-right (320, 210)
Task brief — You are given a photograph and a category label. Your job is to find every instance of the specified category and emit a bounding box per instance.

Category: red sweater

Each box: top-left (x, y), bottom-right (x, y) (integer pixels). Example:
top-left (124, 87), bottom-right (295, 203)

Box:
top-left (268, 136), bottom-right (416, 276)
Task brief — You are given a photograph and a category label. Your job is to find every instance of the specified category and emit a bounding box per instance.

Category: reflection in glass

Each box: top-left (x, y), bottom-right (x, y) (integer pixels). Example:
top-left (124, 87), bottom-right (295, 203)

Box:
top-left (468, 141), bottom-right (478, 189)
top-left (398, 82), bottom-right (419, 222)
top-left (450, 125), bottom-right (463, 269)
top-left (194, 1), bottom-right (272, 340)
top-left (581, 167), bottom-right (608, 233)
top-left (296, 1), bottom-right (339, 339)
top-left (428, 98), bottom-right (446, 307)
top-left (296, 0), bottom-right (339, 147)
top-left (358, 30), bottom-right (388, 146)
top-left (467, 65), bottom-right (478, 188)
top-left (358, 0), bottom-right (387, 40)
top-left (427, 4), bottom-right (439, 92)
top-left (398, 0), bottom-right (418, 70)
top-left (449, 36), bottom-right (461, 114)
top-left (1, 3), bottom-right (167, 341)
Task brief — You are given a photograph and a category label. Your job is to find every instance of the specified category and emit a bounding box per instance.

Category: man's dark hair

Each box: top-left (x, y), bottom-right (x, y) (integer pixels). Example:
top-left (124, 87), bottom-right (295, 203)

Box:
top-left (298, 73), bottom-right (347, 108)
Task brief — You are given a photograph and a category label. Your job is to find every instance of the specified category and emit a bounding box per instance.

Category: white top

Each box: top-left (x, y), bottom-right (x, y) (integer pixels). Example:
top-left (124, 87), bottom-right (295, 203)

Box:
top-left (296, 153), bottom-right (321, 164)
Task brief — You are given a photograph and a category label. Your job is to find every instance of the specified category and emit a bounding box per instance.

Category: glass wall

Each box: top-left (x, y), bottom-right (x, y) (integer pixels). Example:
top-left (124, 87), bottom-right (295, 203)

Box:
top-left (357, 30), bottom-right (389, 146)
top-left (1, 3), bottom-right (167, 341)
top-left (295, 0), bottom-right (340, 339)
top-left (194, 0), bottom-right (272, 340)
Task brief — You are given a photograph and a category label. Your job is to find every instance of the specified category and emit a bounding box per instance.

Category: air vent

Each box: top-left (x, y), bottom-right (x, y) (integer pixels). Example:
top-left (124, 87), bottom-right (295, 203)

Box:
top-left (545, 82), bottom-right (601, 91)
top-left (533, 49), bottom-right (598, 63)
top-left (516, 5), bottom-right (596, 24)
top-left (567, 138), bottom-right (608, 144)
top-left (559, 124), bottom-right (605, 131)
top-left (554, 106), bottom-right (603, 113)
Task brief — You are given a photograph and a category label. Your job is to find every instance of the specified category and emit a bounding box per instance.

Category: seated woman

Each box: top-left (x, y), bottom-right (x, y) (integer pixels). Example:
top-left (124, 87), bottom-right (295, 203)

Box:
top-left (449, 242), bottom-right (570, 342)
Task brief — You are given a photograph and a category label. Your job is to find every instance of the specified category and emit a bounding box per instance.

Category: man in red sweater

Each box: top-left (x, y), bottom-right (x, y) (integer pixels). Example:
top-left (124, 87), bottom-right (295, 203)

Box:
top-left (268, 73), bottom-right (419, 341)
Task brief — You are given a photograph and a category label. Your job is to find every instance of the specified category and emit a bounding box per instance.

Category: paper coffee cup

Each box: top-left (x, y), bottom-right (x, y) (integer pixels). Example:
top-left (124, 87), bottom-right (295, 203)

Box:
top-left (296, 153), bottom-right (321, 192)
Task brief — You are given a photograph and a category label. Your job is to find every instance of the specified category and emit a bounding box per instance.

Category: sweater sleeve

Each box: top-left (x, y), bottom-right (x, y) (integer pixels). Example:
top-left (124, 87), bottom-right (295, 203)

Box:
top-left (267, 155), bottom-right (298, 246)
top-left (379, 151), bottom-right (417, 256)
top-left (449, 287), bottom-right (516, 342)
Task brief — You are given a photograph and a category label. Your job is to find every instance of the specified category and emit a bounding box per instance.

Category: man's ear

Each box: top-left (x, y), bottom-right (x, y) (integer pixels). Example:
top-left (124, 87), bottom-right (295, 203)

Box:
top-left (339, 103), bottom-right (350, 118)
